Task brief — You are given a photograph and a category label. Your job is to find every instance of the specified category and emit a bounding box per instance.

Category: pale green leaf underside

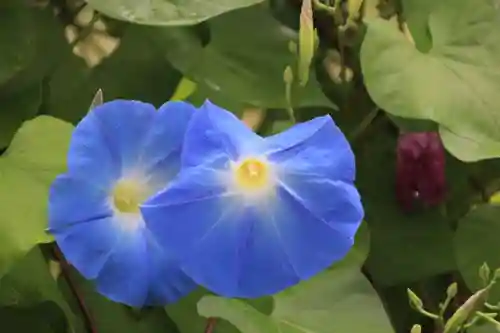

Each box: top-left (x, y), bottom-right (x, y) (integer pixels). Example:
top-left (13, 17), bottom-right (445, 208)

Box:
top-left (87, 0), bottom-right (266, 26)
top-left (361, 0), bottom-right (500, 161)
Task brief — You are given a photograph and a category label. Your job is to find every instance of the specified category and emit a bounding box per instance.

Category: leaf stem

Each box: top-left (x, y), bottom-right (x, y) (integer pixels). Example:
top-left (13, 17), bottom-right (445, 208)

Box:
top-left (348, 107), bottom-right (380, 141)
top-left (203, 318), bottom-right (217, 333)
top-left (53, 244), bottom-right (97, 333)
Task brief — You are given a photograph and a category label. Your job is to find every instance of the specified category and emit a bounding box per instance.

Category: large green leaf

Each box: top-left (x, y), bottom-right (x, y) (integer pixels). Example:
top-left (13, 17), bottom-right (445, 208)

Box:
top-left (0, 5), bottom-right (65, 148)
top-left (400, 0), bottom-right (437, 52)
top-left (0, 302), bottom-right (68, 333)
top-left (0, 247), bottom-right (83, 333)
top-left (360, 0), bottom-right (500, 161)
top-left (454, 204), bottom-right (500, 302)
top-left (0, 116), bottom-right (73, 278)
top-left (166, 288), bottom-right (273, 333)
top-left (166, 288), bottom-right (240, 333)
top-left (196, 230), bottom-right (392, 333)
top-left (0, 83), bottom-right (41, 149)
top-left (87, 0), bottom-right (265, 26)
top-left (149, 3), bottom-right (335, 111)
top-left (0, 4), bottom-right (68, 92)
top-left (0, 6), bottom-right (38, 85)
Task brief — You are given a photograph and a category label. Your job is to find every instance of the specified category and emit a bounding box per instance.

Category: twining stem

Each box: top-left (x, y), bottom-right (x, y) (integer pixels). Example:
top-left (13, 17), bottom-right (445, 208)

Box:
top-left (312, 0), bottom-right (336, 14)
top-left (285, 81), bottom-right (296, 123)
top-left (53, 245), bottom-right (98, 333)
top-left (204, 318), bottom-right (218, 333)
top-left (348, 107), bottom-right (380, 142)
top-left (475, 311), bottom-right (500, 327)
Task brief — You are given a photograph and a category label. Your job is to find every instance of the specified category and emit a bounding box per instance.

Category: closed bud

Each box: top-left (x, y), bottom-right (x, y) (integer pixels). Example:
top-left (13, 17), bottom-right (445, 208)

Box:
top-left (410, 324), bottom-right (422, 333)
top-left (489, 191), bottom-right (500, 204)
top-left (298, 0), bottom-right (315, 86)
top-left (347, 0), bottom-right (364, 20)
top-left (479, 262), bottom-right (491, 285)
top-left (407, 288), bottom-right (423, 309)
top-left (444, 287), bottom-right (491, 333)
top-left (493, 267), bottom-right (500, 281)
top-left (284, 66), bottom-right (294, 85)
top-left (447, 282), bottom-right (458, 299)
top-left (396, 132), bottom-right (446, 212)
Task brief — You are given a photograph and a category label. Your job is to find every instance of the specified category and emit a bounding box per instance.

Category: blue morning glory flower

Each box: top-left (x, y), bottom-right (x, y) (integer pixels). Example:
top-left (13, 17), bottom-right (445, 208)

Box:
top-left (141, 101), bottom-right (364, 298)
top-left (48, 100), bottom-right (197, 307)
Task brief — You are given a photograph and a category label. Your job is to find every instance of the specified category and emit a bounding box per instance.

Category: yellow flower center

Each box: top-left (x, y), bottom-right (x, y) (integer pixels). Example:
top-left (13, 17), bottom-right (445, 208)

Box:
top-left (233, 158), bottom-right (270, 192)
top-left (112, 179), bottom-right (148, 214)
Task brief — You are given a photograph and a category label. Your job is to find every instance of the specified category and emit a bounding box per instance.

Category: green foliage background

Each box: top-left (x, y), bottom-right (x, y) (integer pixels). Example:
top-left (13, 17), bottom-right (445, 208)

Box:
top-left (2, 0), bottom-right (500, 332)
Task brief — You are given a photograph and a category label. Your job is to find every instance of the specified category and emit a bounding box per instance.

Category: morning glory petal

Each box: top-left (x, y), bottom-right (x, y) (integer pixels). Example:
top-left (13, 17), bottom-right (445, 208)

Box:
top-left (142, 169), bottom-right (361, 297)
top-left (266, 115), bottom-right (355, 182)
top-left (140, 101), bottom-right (196, 192)
top-left (49, 175), bottom-right (116, 278)
top-left (273, 179), bottom-right (363, 277)
top-left (181, 100), bottom-right (264, 168)
top-left (279, 173), bottom-right (363, 236)
top-left (142, 156), bottom-right (234, 255)
top-left (93, 230), bottom-right (149, 306)
top-left (143, 164), bottom-right (299, 297)
top-left (143, 105), bottom-right (364, 297)
top-left (67, 100), bottom-right (156, 185)
top-left (143, 232), bottom-right (200, 305)
top-left (49, 99), bottom-right (197, 306)
top-left (48, 174), bottom-right (112, 231)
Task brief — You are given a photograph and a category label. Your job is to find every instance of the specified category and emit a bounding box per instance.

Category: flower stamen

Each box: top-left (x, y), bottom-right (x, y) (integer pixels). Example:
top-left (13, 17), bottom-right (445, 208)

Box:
top-left (233, 157), bottom-right (271, 193)
top-left (112, 179), bottom-right (148, 214)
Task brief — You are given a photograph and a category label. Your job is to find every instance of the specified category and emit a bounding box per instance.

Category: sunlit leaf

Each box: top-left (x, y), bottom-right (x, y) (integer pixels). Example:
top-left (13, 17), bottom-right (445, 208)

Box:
top-left (166, 288), bottom-right (273, 333)
top-left (87, 0), bottom-right (266, 26)
top-left (0, 116), bottom-right (73, 278)
top-left (361, 0), bottom-right (500, 161)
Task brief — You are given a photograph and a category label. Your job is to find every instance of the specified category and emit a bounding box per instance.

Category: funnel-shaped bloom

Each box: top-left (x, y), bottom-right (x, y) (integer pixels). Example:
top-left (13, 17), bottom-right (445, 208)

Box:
top-left (48, 100), bottom-right (197, 307)
top-left (396, 132), bottom-right (446, 212)
top-left (141, 101), bottom-right (364, 298)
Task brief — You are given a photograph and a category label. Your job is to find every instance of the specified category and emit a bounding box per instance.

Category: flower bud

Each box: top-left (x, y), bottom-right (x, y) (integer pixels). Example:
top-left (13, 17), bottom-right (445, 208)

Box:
top-left (407, 288), bottom-right (423, 309)
top-left (479, 262), bottom-right (491, 285)
top-left (410, 324), bottom-right (422, 333)
top-left (446, 282), bottom-right (458, 300)
top-left (299, 0), bottom-right (315, 86)
top-left (396, 132), bottom-right (446, 212)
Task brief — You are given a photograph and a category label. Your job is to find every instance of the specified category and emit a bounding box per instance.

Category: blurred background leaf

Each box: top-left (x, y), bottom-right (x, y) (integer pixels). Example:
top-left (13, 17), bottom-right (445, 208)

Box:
top-left (148, 3), bottom-right (336, 113)
top-left (454, 204), bottom-right (500, 302)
